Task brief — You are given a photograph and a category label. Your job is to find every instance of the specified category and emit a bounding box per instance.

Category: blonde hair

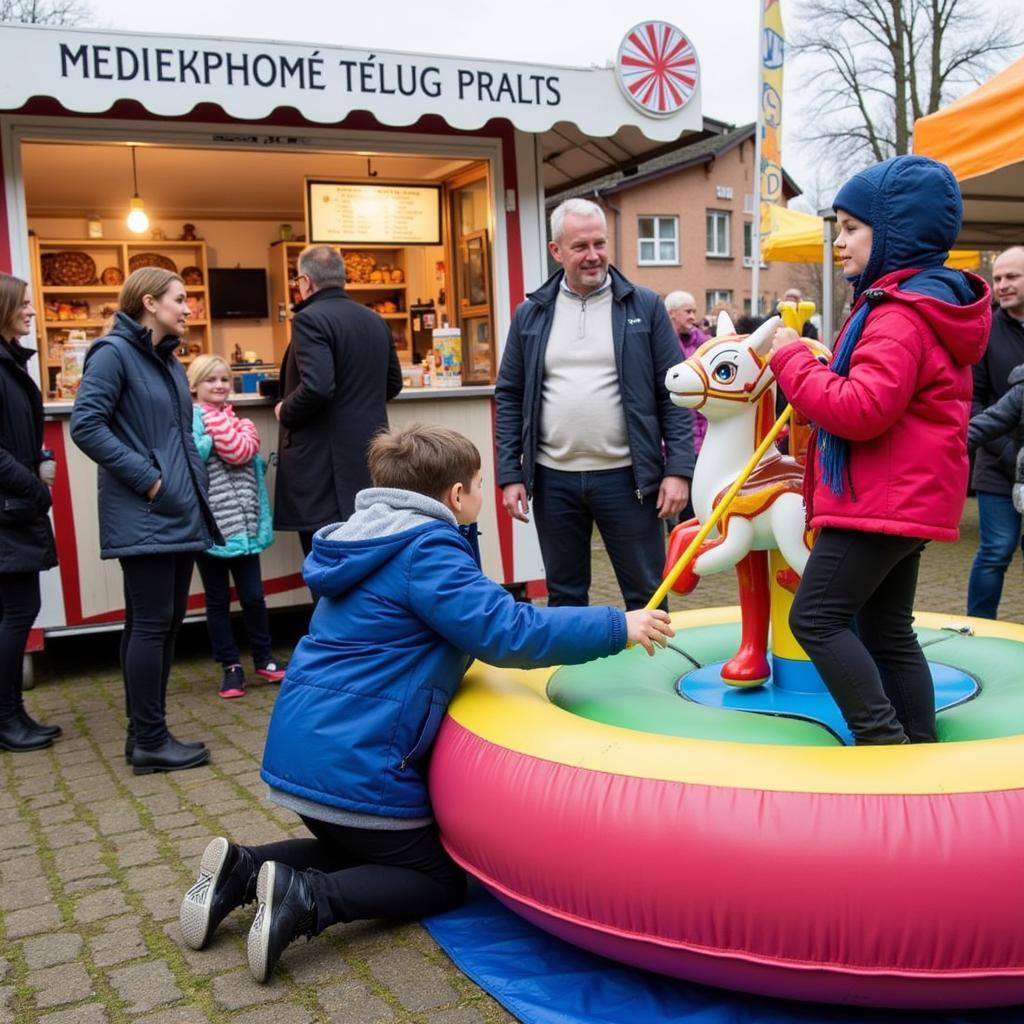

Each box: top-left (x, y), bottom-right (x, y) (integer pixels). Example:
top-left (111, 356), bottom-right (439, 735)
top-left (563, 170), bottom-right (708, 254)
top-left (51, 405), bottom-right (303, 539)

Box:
top-left (118, 267), bottom-right (184, 322)
top-left (187, 353), bottom-right (231, 393)
top-left (0, 272), bottom-right (29, 339)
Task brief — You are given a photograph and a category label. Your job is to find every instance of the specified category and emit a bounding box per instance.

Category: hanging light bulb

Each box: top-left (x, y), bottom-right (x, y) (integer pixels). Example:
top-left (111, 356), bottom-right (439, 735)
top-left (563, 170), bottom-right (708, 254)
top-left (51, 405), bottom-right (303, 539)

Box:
top-left (126, 146), bottom-right (149, 234)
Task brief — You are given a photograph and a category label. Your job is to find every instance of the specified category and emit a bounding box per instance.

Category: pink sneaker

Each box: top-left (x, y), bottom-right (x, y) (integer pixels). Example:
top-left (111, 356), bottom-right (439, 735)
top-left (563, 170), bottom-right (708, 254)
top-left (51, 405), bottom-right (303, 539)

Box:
top-left (218, 665), bottom-right (246, 699)
top-left (254, 660), bottom-right (286, 683)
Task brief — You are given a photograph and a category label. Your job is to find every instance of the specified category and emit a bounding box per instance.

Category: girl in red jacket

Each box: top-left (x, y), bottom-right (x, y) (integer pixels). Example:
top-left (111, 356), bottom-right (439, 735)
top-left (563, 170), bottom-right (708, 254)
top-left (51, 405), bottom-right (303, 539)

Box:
top-left (769, 155), bottom-right (991, 745)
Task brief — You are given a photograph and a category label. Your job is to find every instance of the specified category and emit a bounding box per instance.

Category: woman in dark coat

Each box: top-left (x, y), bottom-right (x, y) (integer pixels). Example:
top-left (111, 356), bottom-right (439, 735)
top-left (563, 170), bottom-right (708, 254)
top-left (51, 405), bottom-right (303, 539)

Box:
top-left (0, 272), bottom-right (60, 751)
top-left (71, 268), bottom-right (217, 774)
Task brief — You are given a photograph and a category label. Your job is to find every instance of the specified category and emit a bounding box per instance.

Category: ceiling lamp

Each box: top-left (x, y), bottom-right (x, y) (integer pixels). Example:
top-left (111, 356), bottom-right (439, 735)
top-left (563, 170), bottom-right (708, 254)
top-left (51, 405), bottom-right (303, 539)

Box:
top-left (125, 146), bottom-right (149, 234)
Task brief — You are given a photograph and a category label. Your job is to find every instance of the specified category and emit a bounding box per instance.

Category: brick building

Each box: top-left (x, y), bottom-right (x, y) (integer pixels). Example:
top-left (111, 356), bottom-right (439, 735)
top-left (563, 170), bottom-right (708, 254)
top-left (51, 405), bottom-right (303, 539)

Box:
top-left (547, 122), bottom-right (807, 318)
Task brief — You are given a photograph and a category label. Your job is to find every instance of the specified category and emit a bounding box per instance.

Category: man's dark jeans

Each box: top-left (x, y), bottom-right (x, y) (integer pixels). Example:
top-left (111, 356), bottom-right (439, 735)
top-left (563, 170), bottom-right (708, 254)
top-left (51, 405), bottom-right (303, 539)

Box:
top-left (532, 464), bottom-right (666, 610)
top-left (967, 491), bottom-right (1024, 619)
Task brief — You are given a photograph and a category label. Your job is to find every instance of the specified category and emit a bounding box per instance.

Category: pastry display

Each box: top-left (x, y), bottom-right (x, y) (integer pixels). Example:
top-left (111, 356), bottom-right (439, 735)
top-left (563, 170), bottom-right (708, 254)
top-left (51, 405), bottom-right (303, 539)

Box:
top-left (44, 299), bottom-right (91, 322)
top-left (185, 295), bottom-right (206, 319)
top-left (100, 266), bottom-right (124, 285)
top-left (128, 252), bottom-right (177, 273)
top-left (180, 265), bottom-right (204, 285)
top-left (49, 250), bottom-right (97, 286)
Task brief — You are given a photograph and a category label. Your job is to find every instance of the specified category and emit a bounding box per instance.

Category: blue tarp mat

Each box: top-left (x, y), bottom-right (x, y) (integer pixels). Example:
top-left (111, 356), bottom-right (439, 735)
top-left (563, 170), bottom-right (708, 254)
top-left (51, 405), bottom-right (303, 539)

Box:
top-left (423, 887), bottom-right (1022, 1024)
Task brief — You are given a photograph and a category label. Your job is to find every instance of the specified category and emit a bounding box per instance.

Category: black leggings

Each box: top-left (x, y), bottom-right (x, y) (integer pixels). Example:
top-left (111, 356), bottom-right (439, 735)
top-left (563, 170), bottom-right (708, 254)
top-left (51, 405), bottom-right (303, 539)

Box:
top-left (119, 552), bottom-right (195, 748)
top-left (243, 816), bottom-right (466, 934)
top-left (0, 571), bottom-right (41, 720)
top-left (790, 528), bottom-right (935, 745)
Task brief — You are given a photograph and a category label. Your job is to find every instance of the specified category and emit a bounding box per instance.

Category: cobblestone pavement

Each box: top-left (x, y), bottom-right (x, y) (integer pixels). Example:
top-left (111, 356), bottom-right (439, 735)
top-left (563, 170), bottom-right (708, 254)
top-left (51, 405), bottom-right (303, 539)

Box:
top-left (2, 497), bottom-right (1021, 1023)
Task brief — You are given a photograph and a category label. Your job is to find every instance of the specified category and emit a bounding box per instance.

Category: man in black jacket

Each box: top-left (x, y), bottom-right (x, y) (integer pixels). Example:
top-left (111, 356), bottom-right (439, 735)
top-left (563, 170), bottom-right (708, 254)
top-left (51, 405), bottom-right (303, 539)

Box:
top-left (274, 246), bottom-right (403, 554)
top-left (967, 245), bottom-right (1024, 618)
top-left (495, 198), bottom-right (694, 609)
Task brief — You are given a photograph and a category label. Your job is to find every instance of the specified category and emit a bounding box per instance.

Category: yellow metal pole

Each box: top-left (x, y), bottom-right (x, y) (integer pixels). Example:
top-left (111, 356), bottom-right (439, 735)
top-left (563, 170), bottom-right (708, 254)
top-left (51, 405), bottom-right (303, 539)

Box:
top-left (646, 404), bottom-right (793, 610)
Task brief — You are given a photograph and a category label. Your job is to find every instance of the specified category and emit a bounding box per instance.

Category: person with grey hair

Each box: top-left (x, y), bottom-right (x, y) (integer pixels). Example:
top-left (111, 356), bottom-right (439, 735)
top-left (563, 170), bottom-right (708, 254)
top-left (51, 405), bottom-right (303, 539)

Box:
top-left (274, 245), bottom-right (404, 554)
top-left (495, 198), bottom-right (695, 609)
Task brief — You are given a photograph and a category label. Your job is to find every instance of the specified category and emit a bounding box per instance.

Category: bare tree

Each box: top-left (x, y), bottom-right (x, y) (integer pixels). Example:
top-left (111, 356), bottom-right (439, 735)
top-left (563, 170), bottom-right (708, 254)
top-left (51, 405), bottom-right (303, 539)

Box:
top-left (791, 0), bottom-right (1021, 169)
top-left (0, 0), bottom-right (93, 24)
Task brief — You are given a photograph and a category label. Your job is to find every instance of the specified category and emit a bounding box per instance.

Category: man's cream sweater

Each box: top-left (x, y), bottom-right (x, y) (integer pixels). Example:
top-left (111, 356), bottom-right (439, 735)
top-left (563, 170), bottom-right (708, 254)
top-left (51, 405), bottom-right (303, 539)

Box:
top-left (536, 286), bottom-right (631, 472)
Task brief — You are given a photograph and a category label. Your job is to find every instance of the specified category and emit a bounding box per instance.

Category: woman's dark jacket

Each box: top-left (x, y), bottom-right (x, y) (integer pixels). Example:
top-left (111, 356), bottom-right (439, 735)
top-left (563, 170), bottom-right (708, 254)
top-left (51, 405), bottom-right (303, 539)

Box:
top-left (70, 313), bottom-right (215, 559)
top-left (274, 287), bottom-right (404, 532)
top-left (0, 339), bottom-right (57, 573)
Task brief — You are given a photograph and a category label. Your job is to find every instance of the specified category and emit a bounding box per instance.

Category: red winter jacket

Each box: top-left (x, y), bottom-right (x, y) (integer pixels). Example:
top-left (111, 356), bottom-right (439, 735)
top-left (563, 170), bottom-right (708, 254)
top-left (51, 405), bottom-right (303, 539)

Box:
top-left (770, 269), bottom-right (991, 542)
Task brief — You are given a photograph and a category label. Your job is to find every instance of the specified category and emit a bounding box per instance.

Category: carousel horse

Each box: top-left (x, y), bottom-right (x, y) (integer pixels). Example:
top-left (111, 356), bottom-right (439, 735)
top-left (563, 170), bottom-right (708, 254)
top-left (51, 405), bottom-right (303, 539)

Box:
top-left (664, 312), bottom-right (826, 685)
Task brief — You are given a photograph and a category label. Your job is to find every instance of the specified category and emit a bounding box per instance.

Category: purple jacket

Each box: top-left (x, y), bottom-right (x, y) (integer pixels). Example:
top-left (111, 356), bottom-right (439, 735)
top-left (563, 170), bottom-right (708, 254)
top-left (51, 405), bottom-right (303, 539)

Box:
top-left (678, 328), bottom-right (709, 454)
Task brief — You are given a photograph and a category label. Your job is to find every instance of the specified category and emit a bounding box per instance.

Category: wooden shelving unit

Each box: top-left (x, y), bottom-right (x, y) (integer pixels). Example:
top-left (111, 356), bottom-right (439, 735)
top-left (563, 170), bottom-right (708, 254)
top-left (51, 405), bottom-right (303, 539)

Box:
top-left (30, 236), bottom-right (212, 398)
top-left (268, 241), bottom-right (412, 364)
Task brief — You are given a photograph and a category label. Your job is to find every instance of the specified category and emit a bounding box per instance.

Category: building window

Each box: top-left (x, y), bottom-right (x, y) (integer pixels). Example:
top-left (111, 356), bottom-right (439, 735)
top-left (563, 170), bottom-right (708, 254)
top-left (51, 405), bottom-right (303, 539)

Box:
top-left (743, 221), bottom-right (754, 267)
top-left (706, 289), bottom-right (733, 313)
top-left (706, 210), bottom-right (731, 257)
top-left (637, 216), bottom-right (678, 265)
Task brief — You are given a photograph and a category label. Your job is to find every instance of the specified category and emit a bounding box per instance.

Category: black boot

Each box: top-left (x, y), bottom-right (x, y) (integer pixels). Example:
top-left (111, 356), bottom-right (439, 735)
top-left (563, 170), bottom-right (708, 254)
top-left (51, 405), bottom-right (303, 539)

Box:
top-left (247, 862), bottom-right (316, 983)
top-left (131, 737), bottom-right (210, 775)
top-left (0, 715), bottom-right (54, 752)
top-left (17, 706), bottom-right (61, 739)
top-left (125, 723), bottom-right (206, 763)
top-left (180, 837), bottom-right (258, 949)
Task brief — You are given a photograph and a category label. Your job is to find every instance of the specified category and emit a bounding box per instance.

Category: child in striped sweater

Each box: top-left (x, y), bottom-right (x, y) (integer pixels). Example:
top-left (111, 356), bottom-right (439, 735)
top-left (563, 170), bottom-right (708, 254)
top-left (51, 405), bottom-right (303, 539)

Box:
top-left (188, 356), bottom-right (285, 698)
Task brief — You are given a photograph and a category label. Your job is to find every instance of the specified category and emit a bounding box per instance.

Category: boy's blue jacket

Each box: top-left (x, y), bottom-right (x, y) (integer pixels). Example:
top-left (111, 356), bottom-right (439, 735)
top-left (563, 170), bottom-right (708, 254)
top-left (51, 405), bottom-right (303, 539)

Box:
top-left (260, 488), bottom-right (627, 820)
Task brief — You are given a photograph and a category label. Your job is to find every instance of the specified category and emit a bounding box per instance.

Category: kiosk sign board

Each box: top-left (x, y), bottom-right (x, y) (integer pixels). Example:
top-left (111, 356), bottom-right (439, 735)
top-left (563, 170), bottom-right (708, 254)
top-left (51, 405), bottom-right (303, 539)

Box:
top-left (307, 181), bottom-right (443, 245)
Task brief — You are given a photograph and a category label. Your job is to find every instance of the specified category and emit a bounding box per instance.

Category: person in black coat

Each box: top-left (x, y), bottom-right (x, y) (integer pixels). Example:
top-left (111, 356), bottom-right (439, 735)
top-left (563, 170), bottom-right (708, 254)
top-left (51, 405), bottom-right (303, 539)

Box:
top-left (71, 268), bottom-right (217, 774)
top-left (274, 245), bottom-right (403, 553)
top-left (0, 273), bottom-right (61, 751)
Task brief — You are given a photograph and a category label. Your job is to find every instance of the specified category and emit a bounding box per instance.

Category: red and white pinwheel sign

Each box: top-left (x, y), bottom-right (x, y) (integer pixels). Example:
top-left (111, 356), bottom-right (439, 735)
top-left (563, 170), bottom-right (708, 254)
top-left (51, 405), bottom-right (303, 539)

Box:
top-left (616, 22), bottom-right (700, 118)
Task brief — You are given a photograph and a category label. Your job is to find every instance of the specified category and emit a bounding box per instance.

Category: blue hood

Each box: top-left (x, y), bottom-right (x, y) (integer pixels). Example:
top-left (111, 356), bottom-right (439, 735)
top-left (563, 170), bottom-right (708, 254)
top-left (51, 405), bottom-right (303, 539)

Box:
top-left (833, 155), bottom-right (964, 300)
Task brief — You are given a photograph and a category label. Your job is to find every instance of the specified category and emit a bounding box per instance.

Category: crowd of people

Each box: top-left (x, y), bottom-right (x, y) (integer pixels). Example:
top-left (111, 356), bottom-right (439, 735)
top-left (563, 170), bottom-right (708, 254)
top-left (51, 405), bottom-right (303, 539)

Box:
top-left (1, 155), bottom-right (1023, 980)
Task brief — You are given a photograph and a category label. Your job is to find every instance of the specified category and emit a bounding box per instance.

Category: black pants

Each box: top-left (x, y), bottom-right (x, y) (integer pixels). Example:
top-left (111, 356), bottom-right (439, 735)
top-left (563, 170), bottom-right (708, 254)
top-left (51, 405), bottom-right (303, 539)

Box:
top-left (119, 552), bottom-right (195, 748)
top-left (790, 528), bottom-right (935, 745)
top-left (195, 553), bottom-right (272, 668)
top-left (532, 464), bottom-right (667, 610)
top-left (0, 571), bottom-right (41, 720)
top-left (242, 816), bottom-right (466, 933)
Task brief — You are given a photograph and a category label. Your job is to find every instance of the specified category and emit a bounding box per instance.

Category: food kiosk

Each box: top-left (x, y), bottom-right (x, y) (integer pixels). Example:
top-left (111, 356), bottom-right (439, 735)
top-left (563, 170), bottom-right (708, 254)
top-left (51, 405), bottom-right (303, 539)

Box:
top-left (0, 21), bottom-right (704, 646)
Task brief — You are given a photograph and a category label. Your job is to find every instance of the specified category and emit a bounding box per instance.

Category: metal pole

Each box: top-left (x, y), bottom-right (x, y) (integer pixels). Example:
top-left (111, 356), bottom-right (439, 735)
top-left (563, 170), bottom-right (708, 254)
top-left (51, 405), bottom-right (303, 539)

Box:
top-left (819, 208), bottom-right (836, 346)
top-left (751, 0), bottom-right (766, 315)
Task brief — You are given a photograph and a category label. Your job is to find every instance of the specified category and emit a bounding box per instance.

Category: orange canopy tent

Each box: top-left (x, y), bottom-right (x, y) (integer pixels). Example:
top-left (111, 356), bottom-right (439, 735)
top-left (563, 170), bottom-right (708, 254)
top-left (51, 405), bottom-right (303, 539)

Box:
top-left (914, 56), bottom-right (1024, 247)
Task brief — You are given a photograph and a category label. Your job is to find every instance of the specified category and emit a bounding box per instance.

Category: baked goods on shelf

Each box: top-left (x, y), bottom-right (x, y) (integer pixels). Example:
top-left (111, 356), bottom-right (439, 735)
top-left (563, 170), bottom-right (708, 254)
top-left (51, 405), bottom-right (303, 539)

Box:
top-left (128, 252), bottom-right (177, 273)
top-left (49, 250), bottom-right (97, 286)
top-left (100, 266), bottom-right (124, 286)
top-left (181, 265), bottom-right (204, 285)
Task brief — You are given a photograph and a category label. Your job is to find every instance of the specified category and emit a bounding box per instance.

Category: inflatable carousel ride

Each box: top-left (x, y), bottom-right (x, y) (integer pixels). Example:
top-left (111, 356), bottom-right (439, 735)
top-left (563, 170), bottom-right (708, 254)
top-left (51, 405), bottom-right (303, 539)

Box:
top-left (429, 311), bottom-right (1024, 1010)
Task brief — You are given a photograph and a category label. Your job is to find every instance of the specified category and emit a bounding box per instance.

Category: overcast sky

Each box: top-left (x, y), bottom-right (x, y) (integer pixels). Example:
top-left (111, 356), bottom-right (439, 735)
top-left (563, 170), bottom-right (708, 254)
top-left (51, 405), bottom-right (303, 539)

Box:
top-left (71, 0), bottom-right (1014, 206)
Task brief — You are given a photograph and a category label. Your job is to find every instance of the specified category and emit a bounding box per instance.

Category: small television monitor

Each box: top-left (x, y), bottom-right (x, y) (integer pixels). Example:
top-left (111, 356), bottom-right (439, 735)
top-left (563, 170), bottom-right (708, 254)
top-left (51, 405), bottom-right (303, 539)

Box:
top-left (208, 268), bottom-right (269, 320)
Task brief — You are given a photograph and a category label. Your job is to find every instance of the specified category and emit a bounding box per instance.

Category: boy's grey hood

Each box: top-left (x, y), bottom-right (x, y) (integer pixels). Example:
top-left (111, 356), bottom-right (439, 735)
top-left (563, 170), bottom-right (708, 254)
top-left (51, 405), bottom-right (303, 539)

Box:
top-left (324, 488), bottom-right (456, 542)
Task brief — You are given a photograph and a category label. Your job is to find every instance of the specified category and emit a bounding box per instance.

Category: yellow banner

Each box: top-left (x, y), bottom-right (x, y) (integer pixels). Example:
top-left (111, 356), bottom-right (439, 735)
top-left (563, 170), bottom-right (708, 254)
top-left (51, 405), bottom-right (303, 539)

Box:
top-left (759, 0), bottom-right (785, 242)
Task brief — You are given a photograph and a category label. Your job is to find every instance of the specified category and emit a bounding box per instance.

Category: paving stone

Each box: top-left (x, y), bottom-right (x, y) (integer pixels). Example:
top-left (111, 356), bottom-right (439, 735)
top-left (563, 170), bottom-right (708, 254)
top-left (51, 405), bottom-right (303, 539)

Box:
top-left (0, 874), bottom-right (53, 911)
top-left (0, 854), bottom-right (42, 882)
top-left (231, 1005), bottom-right (313, 1024)
top-left (106, 960), bottom-right (182, 1014)
top-left (138, 887), bottom-right (181, 922)
top-left (39, 1002), bottom-right (109, 1024)
top-left (150, 812), bottom-right (198, 832)
top-left (22, 932), bottom-right (83, 969)
top-left (0, 986), bottom-right (14, 1024)
top-left (64, 873), bottom-right (117, 894)
top-left (135, 1009), bottom-right (211, 1024)
top-left (89, 918), bottom-right (149, 967)
top-left (75, 887), bottom-right (129, 923)
top-left (281, 940), bottom-right (351, 985)
top-left (116, 839), bottom-right (161, 869)
top-left (211, 968), bottom-right (281, 1010)
top-left (3, 902), bottom-right (62, 938)
top-left (43, 821), bottom-right (97, 850)
top-left (318, 979), bottom-right (394, 1024)
top-left (12, 775), bottom-right (57, 797)
top-left (163, 921), bottom-right (248, 974)
top-left (27, 961), bottom-right (94, 1008)
top-left (36, 804), bottom-right (76, 826)
top-left (425, 1009), bottom-right (488, 1024)
top-left (366, 947), bottom-right (458, 1012)
top-left (0, 823), bottom-right (32, 850)
top-left (95, 807), bottom-right (143, 835)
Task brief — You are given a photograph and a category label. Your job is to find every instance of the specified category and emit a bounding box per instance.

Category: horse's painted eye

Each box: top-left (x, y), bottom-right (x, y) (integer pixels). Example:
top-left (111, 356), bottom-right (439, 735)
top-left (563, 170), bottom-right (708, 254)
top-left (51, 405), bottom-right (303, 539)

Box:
top-left (713, 362), bottom-right (737, 383)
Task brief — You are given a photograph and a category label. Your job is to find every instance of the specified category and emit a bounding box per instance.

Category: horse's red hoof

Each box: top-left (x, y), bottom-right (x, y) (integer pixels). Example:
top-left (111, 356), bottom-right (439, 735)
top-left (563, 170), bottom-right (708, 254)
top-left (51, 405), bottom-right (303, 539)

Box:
top-left (664, 520), bottom-right (702, 595)
top-left (721, 648), bottom-right (770, 688)
top-left (775, 567), bottom-right (800, 593)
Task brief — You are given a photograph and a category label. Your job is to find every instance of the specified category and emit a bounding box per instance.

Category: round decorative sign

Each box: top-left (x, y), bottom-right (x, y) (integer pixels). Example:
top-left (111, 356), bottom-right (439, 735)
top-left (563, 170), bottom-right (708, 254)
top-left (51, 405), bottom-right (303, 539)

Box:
top-left (616, 21), bottom-right (700, 118)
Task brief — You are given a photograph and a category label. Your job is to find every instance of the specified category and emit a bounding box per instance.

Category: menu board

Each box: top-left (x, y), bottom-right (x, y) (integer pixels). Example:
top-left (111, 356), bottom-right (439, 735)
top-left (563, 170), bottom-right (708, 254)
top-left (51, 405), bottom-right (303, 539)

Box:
top-left (306, 180), bottom-right (443, 245)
